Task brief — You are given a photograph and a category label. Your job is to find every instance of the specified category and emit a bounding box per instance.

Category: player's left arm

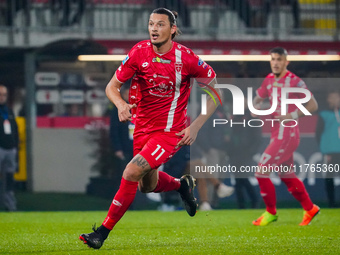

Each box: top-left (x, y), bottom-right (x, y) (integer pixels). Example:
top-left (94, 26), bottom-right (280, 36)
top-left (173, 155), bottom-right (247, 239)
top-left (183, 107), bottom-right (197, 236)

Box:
top-left (275, 95), bottom-right (318, 121)
top-left (176, 78), bottom-right (222, 146)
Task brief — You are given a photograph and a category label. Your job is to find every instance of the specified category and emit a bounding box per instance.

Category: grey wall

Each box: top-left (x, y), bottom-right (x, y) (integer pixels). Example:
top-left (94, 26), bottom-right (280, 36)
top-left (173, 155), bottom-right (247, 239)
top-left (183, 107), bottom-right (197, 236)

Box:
top-left (32, 129), bottom-right (98, 192)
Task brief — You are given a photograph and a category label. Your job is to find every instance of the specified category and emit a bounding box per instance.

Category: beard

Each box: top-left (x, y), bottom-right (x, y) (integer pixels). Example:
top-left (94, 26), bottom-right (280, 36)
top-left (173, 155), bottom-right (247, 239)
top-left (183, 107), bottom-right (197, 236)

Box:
top-left (151, 35), bottom-right (171, 49)
top-left (273, 71), bottom-right (283, 77)
top-left (151, 40), bottom-right (166, 48)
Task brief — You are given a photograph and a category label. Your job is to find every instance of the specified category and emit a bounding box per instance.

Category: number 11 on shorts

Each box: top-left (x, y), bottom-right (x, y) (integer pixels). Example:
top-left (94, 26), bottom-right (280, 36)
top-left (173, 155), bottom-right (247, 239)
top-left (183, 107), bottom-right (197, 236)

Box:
top-left (151, 144), bottom-right (165, 161)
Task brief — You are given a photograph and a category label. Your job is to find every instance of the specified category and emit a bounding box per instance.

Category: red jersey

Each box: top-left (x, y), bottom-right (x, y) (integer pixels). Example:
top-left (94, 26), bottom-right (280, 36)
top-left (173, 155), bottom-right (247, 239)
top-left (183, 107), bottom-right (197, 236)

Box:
top-left (116, 40), bottom-right (216, 134)
top-left (257, 70), bottom-right (310, 133)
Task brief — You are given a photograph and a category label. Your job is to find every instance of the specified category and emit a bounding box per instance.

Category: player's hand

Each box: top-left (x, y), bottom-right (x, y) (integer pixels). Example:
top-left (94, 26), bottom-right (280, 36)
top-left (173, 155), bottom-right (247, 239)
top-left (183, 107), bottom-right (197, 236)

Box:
top-left (114, 150), bottom-right (125, 160)
top-left (274, 113), bottom-right (292, 122)
top-left (118, 103), bottom-right (137, 122)
top-left (176, 126), bottom-right (198, 147)
top-left (251, 103), bottom-right (261, 117)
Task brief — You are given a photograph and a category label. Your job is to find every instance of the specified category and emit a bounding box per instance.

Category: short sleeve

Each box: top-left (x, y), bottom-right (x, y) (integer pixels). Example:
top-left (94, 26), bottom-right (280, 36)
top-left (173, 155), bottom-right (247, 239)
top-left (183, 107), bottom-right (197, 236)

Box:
top-left (257, 79), bottom-right (269, 99)
top-left (292, 77), bottom-right (312, 98)
top-left (115, 46), bottom-right (139, 83)
top-left (189, 52), bottom-right (216, 85)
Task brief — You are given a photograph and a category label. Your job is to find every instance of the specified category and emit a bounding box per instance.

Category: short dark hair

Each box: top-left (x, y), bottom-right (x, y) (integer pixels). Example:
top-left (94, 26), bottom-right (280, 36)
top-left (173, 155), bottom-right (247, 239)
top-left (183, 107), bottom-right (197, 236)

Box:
top-left (151, 8), bottom-right (180, 39)
top-left (0, 84), bottom-right (8, 90)
top-left (270, 47), bottom-right (288, 56)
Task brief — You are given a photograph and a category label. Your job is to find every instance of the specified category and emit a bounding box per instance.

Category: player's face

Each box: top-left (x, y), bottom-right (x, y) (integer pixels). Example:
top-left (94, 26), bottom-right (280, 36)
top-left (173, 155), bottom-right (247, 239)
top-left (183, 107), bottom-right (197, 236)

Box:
top-left (270, 53), bottom-right (288, 77)
top-left (0, 86), bottom-right (8, 105)
top-left (148, 13), bottom-right (175, 48)
top-left (327, 92), bottom-right (340, 109)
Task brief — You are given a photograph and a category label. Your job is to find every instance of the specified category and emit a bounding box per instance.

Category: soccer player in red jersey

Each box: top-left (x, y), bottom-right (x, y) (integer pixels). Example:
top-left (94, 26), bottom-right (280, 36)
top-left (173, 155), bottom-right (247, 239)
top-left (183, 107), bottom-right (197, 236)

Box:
top-left (252, 47), bottom-right (320, 226)
top-left (79, 8), bottom-right (220, 249)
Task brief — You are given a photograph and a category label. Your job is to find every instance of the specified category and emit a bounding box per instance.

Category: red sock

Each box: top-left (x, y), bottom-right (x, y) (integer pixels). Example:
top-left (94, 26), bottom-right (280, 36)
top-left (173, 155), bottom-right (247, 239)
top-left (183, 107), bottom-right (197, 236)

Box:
top-left (256, 175), bottom-right (277, 215)
top-left (280, 173), bottom-right (313, 211)
top-left (102, 177), bottom-right (138, 230)
top-left (152, 171), bottom-right (181, 193)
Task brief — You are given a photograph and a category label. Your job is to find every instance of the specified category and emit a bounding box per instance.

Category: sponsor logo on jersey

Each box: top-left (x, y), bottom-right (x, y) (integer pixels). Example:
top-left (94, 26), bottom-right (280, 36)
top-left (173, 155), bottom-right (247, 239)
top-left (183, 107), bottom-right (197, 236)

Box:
top-left (156, 83), bottom-right (170, 93)
top-left (153, 74), bottom-right (170, 79)
top-left (158, 74), bottom-right (170, 79)
top-left (175, 62), bottom-right (183, 73)
top-left (152, 57), bottom-right (171, 64)
top-left (207, 69), bottom-right (212, 77)
top-left (149, 81), bottom-right (174, 97)
top-left (122, 55), bottom-right (129, 65)
top-left (273, 81), bottom-right (283, 87)
top-left (142, 62), bottom-right (149, 68)
top-left (198, 58), bottom-right (204, 66)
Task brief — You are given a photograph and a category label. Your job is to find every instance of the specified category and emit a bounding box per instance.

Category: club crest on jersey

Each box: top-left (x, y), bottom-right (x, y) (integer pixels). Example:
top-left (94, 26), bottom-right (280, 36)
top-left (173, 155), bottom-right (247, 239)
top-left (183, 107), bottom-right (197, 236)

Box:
top-left (152, 57), bottom-right (171, 64)
top-left (122, 55), bottom-right (129, 65)
top-left (175, 62), bottom-right (183, 73)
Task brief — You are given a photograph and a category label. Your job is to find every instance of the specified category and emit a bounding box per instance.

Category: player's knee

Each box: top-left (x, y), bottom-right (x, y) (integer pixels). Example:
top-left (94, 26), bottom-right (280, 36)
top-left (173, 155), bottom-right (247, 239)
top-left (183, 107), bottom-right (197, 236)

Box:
top-left (123, 163), bottom-right (144, 182)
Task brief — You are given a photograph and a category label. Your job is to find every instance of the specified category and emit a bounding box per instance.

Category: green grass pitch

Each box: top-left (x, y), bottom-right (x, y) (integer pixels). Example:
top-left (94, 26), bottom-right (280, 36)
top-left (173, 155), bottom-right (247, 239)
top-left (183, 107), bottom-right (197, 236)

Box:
top-left (1, 209), bottom-right (339, 254)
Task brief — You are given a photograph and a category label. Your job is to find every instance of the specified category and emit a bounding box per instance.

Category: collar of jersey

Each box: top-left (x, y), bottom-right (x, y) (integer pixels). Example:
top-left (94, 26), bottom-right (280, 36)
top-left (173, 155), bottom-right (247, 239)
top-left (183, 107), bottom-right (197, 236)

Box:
top-left (152, 41), bottom-right (174, 56)
top-left (274, 70), bottom-right (289, 81)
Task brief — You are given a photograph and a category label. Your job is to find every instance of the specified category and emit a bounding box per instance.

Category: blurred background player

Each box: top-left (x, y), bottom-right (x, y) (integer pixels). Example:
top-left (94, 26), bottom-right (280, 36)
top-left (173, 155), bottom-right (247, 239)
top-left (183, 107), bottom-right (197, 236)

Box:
top-left (252, 47), bottom-right (319, 226)
top-left (160, 114), bottom-right (234, 212)
top-left (0, 84), bottom-right (18, 212)
top-left (79, 7), bottom-right (221, 249)
top-left (160, 145), bottom-right (234, 211)
top-left (191, 106), bottom-right (234, 210)
top-left (192, 155), bottom-right (235, 211)
top-left (316, 90), bottom-right (340, 208)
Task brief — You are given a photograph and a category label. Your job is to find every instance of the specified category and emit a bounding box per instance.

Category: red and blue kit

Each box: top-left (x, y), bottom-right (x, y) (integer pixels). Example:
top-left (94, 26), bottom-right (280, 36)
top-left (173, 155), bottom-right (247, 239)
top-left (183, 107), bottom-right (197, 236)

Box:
top-left (116, 40), bottom-right (216, 168)
top-left (257, 71), bottom-right (311, 167)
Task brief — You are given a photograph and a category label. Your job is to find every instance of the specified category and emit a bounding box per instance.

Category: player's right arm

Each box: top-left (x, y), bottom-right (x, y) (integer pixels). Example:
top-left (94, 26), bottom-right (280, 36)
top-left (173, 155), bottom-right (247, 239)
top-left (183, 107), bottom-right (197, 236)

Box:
top-left (106, 43), bottom-right (141, 122)
top-left (105, 74), bottom-right (136, 122)
top-left (251, 77), bottom-right (269, 117)
top-left (253, 94), bottom-right (265, 108)
top-left (251, 93), bottom-right (266, 117)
